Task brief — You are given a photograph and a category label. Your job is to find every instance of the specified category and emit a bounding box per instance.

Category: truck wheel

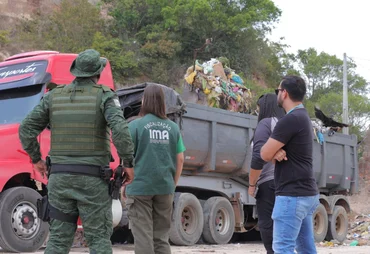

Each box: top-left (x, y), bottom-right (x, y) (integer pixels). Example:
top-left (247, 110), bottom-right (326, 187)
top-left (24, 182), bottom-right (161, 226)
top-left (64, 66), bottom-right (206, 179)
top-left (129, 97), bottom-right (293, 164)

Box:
top-left (313, 203), bottom-right (328, 242)
top-left (202, 197), bottom-right (235, 244)
top-left (325, 205), bottom-right (348, 243)
top-left (169, 193), bottom-right (204, 246)
top-left (0, 187), bottom-right (49, 253)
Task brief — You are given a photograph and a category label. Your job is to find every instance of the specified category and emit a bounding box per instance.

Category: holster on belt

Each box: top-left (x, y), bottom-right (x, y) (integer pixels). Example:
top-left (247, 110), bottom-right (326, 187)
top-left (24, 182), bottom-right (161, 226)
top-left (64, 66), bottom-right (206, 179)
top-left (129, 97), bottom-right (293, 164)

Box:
top-left (37, 195), bottom-right (50, 222)
top-left (109, 164), bottom-right (127, 199)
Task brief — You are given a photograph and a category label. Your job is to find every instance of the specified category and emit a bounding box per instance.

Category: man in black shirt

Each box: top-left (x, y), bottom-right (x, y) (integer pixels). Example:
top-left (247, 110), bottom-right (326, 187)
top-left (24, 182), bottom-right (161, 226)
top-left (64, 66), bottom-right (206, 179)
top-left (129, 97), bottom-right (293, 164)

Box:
top-left (261, 76), bottom-right (319, 254)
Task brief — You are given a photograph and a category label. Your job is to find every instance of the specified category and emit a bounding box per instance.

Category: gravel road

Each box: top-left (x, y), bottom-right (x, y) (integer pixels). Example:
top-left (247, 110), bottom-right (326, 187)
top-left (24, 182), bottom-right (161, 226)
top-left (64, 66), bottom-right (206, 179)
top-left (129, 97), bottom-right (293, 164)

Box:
top-left (2, 243), bottom-right (370, 254)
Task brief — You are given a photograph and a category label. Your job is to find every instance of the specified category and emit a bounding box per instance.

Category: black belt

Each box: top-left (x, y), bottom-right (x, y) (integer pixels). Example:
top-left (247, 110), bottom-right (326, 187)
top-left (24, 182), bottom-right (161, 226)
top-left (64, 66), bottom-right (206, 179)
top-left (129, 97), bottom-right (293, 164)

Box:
top-left (50, 164), bottom-right (106, 178)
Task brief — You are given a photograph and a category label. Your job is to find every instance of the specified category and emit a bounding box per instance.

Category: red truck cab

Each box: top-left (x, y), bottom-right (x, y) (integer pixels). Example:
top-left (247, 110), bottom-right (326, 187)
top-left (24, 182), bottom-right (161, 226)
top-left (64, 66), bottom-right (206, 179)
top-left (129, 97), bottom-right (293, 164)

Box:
top-left (0, 51), bottom-right (119, 252)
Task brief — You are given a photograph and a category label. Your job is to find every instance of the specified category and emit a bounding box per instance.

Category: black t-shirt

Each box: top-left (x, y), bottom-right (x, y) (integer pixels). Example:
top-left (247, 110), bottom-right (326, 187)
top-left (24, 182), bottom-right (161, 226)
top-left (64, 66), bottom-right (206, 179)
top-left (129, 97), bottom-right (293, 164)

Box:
top-left (271, 108), bottom-right (319, 196)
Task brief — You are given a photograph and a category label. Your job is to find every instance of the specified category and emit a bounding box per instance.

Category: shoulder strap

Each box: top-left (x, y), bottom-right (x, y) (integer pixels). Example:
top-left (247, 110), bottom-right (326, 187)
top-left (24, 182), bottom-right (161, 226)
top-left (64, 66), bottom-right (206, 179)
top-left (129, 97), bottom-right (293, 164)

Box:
top-left (271, 117), bottom-right (278, 133)
top-left (52, 84), bottom-right (66, 94)
top-left (99, 85), bottom-right (114, 92)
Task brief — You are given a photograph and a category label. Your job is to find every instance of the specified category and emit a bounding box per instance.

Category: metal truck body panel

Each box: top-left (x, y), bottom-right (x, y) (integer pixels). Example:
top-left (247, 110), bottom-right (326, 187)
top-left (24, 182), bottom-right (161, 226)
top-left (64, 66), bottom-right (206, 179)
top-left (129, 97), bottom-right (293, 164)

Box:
top-left (179, 103), bottom-right (358, 198)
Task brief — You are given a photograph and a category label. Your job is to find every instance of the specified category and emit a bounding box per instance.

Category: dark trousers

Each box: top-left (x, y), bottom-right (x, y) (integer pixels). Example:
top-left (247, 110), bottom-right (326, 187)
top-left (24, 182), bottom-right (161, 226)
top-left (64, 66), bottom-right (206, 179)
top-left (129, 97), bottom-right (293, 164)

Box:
top-left (256, 180), bottom-right (276, 254)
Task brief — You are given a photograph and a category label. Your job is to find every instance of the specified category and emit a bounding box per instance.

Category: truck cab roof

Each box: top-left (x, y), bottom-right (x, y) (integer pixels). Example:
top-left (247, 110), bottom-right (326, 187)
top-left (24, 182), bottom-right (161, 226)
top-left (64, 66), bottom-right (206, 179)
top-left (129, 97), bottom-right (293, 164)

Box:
top-left (0, 50), bottom-right (115, 90)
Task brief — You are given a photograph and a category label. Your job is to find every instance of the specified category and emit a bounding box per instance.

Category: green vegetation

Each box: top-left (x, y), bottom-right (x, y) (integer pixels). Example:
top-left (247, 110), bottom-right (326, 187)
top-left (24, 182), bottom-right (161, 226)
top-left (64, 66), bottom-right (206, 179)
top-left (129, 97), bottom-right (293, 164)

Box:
top-left (1, 0), bottom-right (369, 139)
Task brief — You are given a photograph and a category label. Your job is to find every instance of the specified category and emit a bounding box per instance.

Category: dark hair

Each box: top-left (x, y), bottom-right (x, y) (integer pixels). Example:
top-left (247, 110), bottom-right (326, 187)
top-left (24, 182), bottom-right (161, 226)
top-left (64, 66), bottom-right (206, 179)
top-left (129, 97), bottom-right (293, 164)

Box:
top-left (257, 93), bottom-right (285, 122)
top-left (139, 84), bottom-right (167, 119)
top-left (250, 93), bottom-right (285, 144)
top-left (280, 75), bottom-right (306, 102)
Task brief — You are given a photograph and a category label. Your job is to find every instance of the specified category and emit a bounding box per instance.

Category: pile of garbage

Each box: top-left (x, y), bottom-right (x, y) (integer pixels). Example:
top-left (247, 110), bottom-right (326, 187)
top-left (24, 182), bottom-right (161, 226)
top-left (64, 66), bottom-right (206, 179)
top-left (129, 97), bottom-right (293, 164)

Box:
top-left (346, 214), bottom-right (370, 246)
top-left (183, 58), bottom-right (253, 113)
top-left (319, 214), bottom-right (370, 247)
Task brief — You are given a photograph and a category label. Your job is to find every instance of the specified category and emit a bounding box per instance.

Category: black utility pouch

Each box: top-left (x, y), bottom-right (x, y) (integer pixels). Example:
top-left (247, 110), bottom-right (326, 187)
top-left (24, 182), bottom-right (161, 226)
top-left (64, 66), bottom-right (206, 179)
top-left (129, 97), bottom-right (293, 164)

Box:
top-left (37, 195), bottom-right (50, 222)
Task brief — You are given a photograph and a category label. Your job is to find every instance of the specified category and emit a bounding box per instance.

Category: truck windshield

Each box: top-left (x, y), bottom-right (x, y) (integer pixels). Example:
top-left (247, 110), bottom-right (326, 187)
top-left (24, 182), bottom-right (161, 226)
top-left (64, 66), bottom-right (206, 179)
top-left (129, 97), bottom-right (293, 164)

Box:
top-left (0, 84), bottom-right (44, 124)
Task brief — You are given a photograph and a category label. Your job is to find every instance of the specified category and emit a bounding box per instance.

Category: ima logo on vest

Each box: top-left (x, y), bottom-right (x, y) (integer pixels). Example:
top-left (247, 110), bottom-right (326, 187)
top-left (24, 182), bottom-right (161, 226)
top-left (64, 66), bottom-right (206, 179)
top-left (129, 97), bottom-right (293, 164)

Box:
top-left (149, 129), bottom-right (170, 144)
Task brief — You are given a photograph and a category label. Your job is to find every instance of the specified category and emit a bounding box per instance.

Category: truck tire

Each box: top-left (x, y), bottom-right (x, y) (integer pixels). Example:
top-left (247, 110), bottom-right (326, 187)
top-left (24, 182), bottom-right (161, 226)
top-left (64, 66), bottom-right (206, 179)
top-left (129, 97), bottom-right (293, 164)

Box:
top-left (325, 205), bottom-right (348, 243)
top-left (169, 193), bottom-right (204, 246)
top-left (313, 203), bottom-right (328, 242)
top-left (0, 187), bottom-right (49, 253)
top-left (202, 197), bottom-right (235, 244)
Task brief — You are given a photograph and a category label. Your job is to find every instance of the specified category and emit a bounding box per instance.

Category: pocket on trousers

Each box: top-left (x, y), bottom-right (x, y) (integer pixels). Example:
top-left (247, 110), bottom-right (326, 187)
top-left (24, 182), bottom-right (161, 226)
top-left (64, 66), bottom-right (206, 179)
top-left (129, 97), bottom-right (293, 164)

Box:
top-left (126, 197), bottom-right (137, 219)
top-left (309, 195), bottom-right (320, 214)
top-left (268, 180), bottom-right (276, 191)
top-left (272, 196), bottom-right (296, 220)
top-left (104, 208), bottom-right (113, 238)
top-left (296, 196), bottom-right (319, 219)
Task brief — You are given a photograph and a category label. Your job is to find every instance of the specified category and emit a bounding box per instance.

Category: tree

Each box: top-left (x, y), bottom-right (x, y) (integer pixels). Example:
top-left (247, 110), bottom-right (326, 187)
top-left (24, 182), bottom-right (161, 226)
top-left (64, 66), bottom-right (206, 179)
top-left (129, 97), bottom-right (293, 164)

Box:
top-left (91, 32), bottom-right (140, 83)
top-left (0, 30), bottom-right (10, 48)
top-left (288, 48), bottom-right (370, 138)
top-left (102, 0), bottom-right (283, 86)
top-left (15, 0), bottom-right (104, 53)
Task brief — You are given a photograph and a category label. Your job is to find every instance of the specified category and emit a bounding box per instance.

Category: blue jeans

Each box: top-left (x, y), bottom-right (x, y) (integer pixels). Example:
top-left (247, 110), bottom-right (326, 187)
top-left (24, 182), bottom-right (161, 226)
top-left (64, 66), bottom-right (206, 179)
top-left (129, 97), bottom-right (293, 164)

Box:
top-left (272, 194), bottom-right (319, 254)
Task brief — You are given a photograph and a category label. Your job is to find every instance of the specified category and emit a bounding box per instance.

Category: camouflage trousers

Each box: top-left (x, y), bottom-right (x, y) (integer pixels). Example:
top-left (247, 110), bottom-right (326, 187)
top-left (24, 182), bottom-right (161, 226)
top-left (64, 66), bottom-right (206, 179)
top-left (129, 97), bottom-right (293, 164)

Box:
top-left (44, 173), bottom-right (113, 254)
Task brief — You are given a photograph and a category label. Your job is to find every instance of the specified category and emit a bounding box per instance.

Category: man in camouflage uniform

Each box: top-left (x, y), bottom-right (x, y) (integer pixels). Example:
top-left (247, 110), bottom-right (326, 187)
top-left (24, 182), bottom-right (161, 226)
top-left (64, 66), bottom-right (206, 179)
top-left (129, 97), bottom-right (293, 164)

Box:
top-left (19, 49), bottom-right (135, 254)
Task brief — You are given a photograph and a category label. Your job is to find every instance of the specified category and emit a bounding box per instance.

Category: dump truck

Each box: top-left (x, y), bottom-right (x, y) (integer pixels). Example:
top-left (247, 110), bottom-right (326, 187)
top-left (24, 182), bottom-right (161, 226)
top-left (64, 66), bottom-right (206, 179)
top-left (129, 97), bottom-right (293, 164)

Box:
top-left (117, 83), bottom-right (358, 246)
top-left (0, 51), bottom-right (359, 252)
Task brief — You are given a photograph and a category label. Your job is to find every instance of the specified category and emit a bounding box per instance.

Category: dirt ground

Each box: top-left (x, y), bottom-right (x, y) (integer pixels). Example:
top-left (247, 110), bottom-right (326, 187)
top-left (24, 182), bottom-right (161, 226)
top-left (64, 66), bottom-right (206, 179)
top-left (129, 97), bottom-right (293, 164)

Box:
top-left (2, 244), bottom-right (369, 254)
top-left (3, 184), bottom-right (369, 254)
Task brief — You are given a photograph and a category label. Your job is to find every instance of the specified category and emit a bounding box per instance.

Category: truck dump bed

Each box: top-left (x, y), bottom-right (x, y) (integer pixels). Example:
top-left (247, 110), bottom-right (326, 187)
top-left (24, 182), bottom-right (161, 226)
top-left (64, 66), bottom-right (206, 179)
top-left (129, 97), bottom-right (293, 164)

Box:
top-left (313, 132), bottom-right (358, 193)
top-left (117, 83), bottom-right (359, 194)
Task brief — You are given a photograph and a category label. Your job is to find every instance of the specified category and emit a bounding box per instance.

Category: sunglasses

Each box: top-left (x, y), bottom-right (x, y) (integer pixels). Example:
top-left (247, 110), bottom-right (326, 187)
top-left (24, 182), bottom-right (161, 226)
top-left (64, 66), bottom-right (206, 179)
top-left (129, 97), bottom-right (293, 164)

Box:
top-left (275, 88), bottom-right (284, 95)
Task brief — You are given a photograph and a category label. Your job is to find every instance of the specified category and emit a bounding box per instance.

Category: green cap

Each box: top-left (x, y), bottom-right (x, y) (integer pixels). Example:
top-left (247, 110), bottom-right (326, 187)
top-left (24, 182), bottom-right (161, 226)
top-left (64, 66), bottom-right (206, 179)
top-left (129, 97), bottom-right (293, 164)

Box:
top-left (70, 49), bottom-right (107, 78)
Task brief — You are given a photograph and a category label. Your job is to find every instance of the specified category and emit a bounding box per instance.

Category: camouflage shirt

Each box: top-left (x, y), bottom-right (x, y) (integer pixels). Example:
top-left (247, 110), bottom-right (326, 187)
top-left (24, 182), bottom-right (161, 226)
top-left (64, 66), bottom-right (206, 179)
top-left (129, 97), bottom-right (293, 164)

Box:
top-left (19, 79), bottom-right (134, 166)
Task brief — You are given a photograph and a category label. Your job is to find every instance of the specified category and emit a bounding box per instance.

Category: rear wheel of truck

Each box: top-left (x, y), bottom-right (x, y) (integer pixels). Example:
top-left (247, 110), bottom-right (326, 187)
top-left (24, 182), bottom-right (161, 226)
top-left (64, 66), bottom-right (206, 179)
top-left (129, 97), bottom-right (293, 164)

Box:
top-left (169, 193), bottom-right (204, 246)
top-left (325, 205), bottom-right (348, 243)
top-left (313, 203), bottom-right (328, 242)
top-left (202, 197), bottom-right (235, 244)
top-left (0, 187), bottom-right (49, 253)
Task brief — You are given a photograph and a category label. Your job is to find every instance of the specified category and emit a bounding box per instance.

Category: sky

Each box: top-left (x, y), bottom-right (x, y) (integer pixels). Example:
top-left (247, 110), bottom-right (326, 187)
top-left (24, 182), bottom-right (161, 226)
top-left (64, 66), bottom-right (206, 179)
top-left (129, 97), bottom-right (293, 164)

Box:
top-left (268, 0), bottom-right (370, 82)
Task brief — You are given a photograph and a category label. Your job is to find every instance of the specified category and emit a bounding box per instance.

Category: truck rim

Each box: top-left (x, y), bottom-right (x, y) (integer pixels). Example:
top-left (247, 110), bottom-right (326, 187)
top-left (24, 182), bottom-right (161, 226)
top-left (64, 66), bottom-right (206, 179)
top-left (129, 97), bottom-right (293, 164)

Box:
top-left (336, 214), bottom-right (346, 236)
top-left (215, 208), bottom-right (230, 235)
top-left (182, 206), bottom-right (198, 235)
top-left (11, 201), bottom-right (40, 239)
top-left (314, 212), bottom-right (325, 234)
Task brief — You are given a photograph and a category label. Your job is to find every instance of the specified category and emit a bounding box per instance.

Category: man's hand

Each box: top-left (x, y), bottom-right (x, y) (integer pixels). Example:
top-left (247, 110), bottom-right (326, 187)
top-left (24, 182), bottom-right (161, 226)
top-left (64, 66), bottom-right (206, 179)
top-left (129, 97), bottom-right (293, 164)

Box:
top-left (273, 149), bottom-right (288, 162)
top-left (123, 167), bottom-right (134, 185)
top-left (33, 160), bottom-right (47, 178)
top-left (248, 186), bottom-right (256, 197)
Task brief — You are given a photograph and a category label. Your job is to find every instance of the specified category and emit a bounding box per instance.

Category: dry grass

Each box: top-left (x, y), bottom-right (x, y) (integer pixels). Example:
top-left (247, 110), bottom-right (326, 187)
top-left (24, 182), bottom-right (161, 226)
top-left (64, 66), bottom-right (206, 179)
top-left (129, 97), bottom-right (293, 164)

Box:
top-left (348, 180), bottom-right (370, 216)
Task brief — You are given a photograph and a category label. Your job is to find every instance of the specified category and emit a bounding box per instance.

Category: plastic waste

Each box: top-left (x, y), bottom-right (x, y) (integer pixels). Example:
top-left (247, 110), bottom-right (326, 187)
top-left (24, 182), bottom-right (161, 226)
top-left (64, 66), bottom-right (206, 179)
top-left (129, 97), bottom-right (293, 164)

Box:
top-left (350, 240), bottom-right (358, 246)
top-left (185, 71), bottom-right (197, 85)
top-left (204, 88), bottom-right (211, 94)
top-left (317, 132), bottom-right (325, 145)
top-left (231, 74), bottom-right (244, 84)
top-left (215, 86), bottom-right (222, 94)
